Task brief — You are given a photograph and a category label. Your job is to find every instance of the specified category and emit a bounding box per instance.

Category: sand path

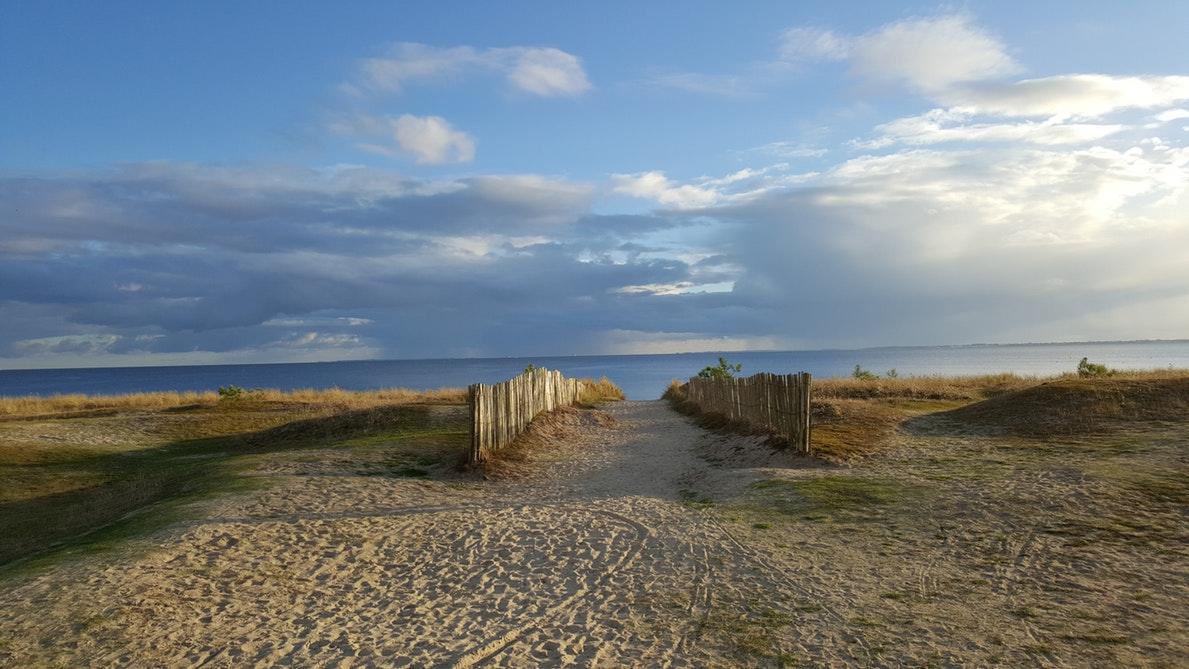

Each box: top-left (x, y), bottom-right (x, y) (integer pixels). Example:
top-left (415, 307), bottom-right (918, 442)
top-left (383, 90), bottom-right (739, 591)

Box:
top-left (0, 401), bottom-right (805, 667)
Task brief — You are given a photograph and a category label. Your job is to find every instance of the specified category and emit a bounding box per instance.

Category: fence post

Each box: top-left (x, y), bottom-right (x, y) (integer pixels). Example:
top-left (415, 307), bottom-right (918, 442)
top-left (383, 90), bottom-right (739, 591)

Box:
top-left (680, 371), bottom-right (813, 455)
top-left (467, 367), bottom-right (588, 464)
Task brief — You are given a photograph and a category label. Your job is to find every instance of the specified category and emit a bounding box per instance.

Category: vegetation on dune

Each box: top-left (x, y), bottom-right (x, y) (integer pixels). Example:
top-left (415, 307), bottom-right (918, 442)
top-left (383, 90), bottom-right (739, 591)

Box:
top-left (1077, 357), bottom-right (1115, 378)
top-left (0, 386), bottom-right (467, 418)
top-left (851, 364), bottom-right (879, 381)
top-left (217, 384), bottom-right (246, 399)
top-left (814, 372), bottom-right (1036, 401)
top-left (662, 379), bottom-right (685, 401)
top-left (697, 357), bottom-right (743, 380)
top-left (577, 376), bottom-right (626, 404)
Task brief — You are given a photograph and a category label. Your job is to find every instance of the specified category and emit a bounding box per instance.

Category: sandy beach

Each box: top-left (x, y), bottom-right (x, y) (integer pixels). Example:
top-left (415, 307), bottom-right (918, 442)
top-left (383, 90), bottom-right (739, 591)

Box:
top-left (1, 398), bottom-right (1185, 666)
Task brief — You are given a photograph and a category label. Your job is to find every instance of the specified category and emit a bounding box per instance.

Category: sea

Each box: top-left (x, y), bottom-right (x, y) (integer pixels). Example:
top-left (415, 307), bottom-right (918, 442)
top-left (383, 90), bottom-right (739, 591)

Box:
top-left (2, 340), bottom-right (1188, 401)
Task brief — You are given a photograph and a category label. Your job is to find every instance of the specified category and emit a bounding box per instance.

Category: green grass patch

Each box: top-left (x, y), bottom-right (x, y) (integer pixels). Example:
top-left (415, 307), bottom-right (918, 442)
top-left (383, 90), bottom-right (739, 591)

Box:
top-left (679, 487), bottom-right (716, 509)
top-left (749, 475), bottom-right (928, 521)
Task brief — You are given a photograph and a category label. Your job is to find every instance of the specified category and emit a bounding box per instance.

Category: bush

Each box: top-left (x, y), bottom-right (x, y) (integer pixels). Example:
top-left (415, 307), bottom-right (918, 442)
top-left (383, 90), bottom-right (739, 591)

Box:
top-left (852, 364), bottom-right (879, 381)
top-left (217, 385), bottom-right (245, 400)
top-left (1077, 357), bottom-right (1114, 378)
top-left (698, 357), bottom-right (742, 380)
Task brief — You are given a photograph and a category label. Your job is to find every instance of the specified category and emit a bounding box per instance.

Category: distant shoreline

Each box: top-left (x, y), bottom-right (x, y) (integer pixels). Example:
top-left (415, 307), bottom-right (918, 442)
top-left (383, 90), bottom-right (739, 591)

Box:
top-left (3, 338), bottom-right (1187, 374)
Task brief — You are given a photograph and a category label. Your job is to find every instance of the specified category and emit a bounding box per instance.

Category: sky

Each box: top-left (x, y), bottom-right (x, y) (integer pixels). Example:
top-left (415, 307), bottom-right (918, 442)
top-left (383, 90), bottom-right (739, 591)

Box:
top-left (1, 1), bottom-right (1188, 368)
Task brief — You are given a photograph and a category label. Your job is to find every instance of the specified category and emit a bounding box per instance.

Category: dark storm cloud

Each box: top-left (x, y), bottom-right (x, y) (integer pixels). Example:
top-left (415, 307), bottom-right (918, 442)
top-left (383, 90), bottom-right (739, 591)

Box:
top-left (0, 163), bottom-right (732, 361)
top-left (6, 141), bottom-right (1187, 366)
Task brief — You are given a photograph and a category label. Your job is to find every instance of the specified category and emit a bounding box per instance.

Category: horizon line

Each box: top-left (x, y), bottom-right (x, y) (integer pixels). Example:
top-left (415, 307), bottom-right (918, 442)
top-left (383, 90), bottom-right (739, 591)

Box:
top-left (2, 337), bottom-right (1187, 373)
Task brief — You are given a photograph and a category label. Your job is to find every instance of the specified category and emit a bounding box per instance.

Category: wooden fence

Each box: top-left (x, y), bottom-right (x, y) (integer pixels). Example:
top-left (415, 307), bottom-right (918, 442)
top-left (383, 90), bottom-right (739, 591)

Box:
top-left (684, 372), bottom-right (812, 453)
top-left (468, 367), bottom-right (583, 464)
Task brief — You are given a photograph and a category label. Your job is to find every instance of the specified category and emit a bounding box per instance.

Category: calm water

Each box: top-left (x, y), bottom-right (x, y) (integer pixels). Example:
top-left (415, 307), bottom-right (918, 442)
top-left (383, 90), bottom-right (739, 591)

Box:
top-left (2, 340), bottom-right (1188, 400)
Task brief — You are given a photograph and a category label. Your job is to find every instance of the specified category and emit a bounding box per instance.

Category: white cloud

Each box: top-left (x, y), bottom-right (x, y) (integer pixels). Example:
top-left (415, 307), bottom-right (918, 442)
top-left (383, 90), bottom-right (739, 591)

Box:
top-left (506, 48), bottom-right (591, 96)
top-left (861, 108), bottom-right (1126, 147)
top-left (654, 14), bottom-right (1015, 98)
top-left (818, 143), bottom-right (1189, 245)
top-left (611, 171), bottom-right (721, 209)
top-left (943, 75), bottom-right (1189, 118)
top-left (390, 115), bottom-right (475, 164)
top-left (846, 15), bottom-right (1018, 92)
top-left (337, 114), bottom-right (476, 164)
top-left (349, 42), bottom-right (590, 97)
top-left (779, 27), bottom-right (850, 62)
top-left (1155, 108), bottom-right (1189, 123)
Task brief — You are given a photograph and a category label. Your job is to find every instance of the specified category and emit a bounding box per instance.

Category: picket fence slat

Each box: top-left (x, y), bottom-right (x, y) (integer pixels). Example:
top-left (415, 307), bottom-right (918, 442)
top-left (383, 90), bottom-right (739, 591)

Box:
top-left (683, 371), bottom-right (812, 453)
top-left (467, 368), bottom-right (584, 464)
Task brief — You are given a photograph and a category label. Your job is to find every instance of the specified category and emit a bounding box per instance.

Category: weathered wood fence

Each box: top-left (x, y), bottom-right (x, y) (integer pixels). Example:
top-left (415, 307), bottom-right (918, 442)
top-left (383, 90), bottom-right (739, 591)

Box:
top-left (684, 372), bottom-right (812, 453)
top-left (468, 367), bottom-right (583, 464)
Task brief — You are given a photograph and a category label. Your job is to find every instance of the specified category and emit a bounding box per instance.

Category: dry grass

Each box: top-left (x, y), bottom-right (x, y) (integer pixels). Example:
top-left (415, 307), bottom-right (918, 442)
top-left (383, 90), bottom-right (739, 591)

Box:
top-left (0, 386), bottom-right (467, 418)
top-left (578, 376), bottom-right (626, 404)
top-left (809, 400), bottom-right (917, 462)
top-left (813, 368), bottom-right (1189, 401)
top-left (812, 373), bottom-right (1036, 401)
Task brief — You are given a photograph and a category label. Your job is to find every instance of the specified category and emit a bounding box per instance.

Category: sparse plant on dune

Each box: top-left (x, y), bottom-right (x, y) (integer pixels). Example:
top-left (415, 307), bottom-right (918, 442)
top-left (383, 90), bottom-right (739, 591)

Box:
top-left (852, 364), bottom-right (878, 381)
top-left (698, 357), bottom-right (742, 380)
top-left (217, 385), bottom-right (246, 400)
top-left (1077, 357), bottom-right (1114, 378)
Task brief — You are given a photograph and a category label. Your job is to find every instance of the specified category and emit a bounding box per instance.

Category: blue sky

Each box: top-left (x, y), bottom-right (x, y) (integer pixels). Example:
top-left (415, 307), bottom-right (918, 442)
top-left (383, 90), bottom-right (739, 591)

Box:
top-left (2, 1), bottom-right (1188, 367)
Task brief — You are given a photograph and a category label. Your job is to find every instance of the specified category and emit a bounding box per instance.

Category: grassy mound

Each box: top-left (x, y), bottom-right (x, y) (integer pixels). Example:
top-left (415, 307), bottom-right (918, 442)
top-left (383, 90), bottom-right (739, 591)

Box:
top-left (942, 376), bottom-right (1189, 436)
top-left (0, 396), bottom-right (469, 569)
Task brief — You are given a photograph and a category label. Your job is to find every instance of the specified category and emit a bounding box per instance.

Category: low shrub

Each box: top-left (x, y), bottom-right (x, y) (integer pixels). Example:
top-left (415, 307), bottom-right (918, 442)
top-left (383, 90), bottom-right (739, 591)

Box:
top-left (217, 385), bottom-right (246, 400)
top-left (852, 364), bottom-right (879, 381)
top-left (697, 357), bottom-right (742, 380)
top-left (1077, 357), bottom-right (1114, 378)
